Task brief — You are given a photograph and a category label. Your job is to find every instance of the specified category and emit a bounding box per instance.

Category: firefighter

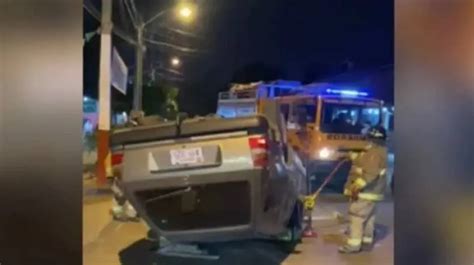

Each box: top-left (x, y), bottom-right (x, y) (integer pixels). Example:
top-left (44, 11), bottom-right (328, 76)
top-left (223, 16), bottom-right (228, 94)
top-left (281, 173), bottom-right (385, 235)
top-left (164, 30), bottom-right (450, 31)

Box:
top-left (339, 126), bottom-right (388, 254)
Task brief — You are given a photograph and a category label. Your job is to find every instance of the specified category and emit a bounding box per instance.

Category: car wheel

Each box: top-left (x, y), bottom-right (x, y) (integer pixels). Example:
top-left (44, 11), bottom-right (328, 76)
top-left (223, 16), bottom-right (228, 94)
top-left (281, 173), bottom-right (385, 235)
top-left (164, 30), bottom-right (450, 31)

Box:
top-left (280, 201), bottom-right (304, 252)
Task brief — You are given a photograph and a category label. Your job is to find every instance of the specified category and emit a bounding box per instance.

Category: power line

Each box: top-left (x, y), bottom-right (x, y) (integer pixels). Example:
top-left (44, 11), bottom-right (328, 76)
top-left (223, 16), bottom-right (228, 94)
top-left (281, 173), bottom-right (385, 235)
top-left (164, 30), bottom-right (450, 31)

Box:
top-left (85, 0), bottom-right (201, 52)
top-left (118, 0), bottom-right (133, 32)
top-left (154, 65), bottom-right (184, 76)
top-left (165, 27), bottom-right (200, 38)
top-left (129, 0), bottom-right (143, 24)
top-left (148, 24), bottom-right (200, 38)
top-left (84, 0), bottom-right (137, 45)
top-left (123, 0), bottom-right (139, 28)
top-left (144, 37), bottom-right (201, 53)
top-left (83, 0), bottom-right (100, 20)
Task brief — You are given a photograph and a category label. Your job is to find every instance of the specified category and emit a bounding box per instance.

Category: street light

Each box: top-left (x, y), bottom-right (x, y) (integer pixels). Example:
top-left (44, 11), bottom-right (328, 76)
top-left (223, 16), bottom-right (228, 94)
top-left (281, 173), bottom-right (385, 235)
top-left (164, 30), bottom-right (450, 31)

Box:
top-left (176, 3), bottom-right (195, 22)
top-left (144, 3), bottom-right (195, 27)
top-left (171, 57), bottom-right (181, 67)
top-left (179, 7), bottom-right (192, 18)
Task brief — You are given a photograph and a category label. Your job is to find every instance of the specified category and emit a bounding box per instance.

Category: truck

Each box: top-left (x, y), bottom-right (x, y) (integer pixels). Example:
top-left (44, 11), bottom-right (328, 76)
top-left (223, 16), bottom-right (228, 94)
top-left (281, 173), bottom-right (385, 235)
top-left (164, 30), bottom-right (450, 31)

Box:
top-left (217, 81), bottom-right (388, 192)
top-left (110, 114), bottom-right (307, 245)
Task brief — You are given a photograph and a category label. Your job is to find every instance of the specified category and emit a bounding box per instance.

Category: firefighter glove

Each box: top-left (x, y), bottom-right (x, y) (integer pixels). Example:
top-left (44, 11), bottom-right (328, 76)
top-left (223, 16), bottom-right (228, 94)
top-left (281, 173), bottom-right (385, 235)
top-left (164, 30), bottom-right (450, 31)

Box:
top-left (350, 185), bottom-right (360, 201)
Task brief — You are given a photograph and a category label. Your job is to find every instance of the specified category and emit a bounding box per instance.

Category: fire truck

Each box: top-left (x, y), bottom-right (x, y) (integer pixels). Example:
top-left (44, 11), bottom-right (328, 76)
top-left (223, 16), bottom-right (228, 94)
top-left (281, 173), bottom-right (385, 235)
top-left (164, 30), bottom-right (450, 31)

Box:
top-left (217, 80), bottom-right (387, 192)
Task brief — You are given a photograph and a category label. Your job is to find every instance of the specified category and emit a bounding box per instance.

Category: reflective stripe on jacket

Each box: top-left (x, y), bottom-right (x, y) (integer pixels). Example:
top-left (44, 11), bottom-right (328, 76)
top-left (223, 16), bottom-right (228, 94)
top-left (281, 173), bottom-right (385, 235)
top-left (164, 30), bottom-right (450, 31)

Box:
top-left (344, 188), bottom-right (384, 201)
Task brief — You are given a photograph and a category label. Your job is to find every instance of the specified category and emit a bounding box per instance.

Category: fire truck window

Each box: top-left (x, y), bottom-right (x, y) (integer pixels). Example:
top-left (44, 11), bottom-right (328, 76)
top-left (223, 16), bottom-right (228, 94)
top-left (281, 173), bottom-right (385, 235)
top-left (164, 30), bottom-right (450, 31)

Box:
top-left (303, 104), bottom-right (316, 123)
top-left (321, 103), bottom-right (381, 134)
top-left (288, 103), bottom-right (316, 129)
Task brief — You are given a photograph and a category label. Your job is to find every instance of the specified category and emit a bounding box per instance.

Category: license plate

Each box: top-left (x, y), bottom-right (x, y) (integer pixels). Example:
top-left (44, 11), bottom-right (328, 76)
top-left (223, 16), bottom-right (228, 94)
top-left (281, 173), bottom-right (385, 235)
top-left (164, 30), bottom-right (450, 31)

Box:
top-left (170, 147), bottom-right (204, 166)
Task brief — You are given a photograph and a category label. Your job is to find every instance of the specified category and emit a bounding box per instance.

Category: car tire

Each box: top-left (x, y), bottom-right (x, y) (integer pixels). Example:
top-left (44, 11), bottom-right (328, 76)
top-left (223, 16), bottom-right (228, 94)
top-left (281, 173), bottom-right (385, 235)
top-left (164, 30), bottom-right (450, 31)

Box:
top-left (281, 201), bottom-right (304, 252)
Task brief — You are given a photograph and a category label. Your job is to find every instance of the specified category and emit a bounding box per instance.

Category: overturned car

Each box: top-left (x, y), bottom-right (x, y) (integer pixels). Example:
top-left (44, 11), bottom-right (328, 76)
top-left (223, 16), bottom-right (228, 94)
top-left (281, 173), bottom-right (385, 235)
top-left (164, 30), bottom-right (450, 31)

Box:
top-left (110, 114), bottom-right (308, 244)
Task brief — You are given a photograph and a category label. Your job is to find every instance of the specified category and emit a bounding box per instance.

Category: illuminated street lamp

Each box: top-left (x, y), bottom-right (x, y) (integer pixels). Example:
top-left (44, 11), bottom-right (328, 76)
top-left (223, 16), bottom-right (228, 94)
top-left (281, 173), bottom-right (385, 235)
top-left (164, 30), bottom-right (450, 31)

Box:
top-left (179, 6), bottom-right (192, 18)
top-left (176, 2), bottom-right (195, 22)
top-left (171, 57), bottom-right (181, 67)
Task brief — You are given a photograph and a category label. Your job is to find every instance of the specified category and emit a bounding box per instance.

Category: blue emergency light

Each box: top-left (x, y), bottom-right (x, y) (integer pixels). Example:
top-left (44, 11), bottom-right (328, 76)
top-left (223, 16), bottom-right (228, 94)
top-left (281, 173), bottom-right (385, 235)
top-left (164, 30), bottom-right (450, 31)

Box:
top-left (325, 89), bottom-right (368, 97)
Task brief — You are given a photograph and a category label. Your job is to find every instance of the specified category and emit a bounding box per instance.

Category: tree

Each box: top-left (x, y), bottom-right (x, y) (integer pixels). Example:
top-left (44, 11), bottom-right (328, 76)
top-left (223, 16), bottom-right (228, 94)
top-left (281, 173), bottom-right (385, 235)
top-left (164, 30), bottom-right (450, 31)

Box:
top-left (142, 79), bottom-right (179, 119)
top-left (160, 85), bottom-right (179, 120)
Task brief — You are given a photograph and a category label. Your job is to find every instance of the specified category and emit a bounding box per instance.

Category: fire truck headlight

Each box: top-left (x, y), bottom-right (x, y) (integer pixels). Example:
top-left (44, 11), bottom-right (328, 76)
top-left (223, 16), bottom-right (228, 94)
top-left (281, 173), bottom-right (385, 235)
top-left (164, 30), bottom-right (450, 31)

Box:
top-left (318, 147), bottom-right (333, 160)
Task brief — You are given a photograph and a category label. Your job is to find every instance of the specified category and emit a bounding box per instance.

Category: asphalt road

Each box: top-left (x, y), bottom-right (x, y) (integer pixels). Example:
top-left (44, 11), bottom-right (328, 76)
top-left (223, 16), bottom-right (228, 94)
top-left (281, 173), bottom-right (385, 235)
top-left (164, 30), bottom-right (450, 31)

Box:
top-left (83, 196), bottom-right (393, 265)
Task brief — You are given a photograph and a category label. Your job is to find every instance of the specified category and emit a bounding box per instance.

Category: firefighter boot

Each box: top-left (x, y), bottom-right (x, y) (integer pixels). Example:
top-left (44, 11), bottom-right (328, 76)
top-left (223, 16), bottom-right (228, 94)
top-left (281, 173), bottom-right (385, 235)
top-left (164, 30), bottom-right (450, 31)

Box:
top-left (338, 243), bottom-right (362, 254)
top-left (338, 238), bottom-right (362, 254)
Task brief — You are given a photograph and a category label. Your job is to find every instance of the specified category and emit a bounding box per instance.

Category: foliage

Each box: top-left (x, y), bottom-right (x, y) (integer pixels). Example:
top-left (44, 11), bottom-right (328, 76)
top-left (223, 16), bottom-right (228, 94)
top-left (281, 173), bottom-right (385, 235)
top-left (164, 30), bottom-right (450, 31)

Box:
top-left (143, 80), bottom-right (180, 120)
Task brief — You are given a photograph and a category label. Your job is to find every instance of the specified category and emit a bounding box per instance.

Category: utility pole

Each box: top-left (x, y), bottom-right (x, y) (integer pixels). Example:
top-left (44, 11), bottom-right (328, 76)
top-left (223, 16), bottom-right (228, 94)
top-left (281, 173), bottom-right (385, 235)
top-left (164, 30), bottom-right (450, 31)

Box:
top-left (96, 0), bottom-right (113, 186)
top-left (133, 25), bottom-right (145, 111)
top-left (131, 6), bottom-right (192, 111)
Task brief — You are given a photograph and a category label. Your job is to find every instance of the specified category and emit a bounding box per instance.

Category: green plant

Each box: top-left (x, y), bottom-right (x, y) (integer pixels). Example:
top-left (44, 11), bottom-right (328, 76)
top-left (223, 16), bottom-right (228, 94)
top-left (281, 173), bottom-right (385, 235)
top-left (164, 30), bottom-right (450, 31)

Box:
top-left (143, 80), bottom-right (180, 120)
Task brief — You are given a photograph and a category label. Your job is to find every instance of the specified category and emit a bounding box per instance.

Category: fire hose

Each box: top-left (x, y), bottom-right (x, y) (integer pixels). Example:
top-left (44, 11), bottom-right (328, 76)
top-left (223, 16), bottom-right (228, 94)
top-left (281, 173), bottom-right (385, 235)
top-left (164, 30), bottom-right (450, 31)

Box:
top-left (299, 158), bottom-right (351, 211)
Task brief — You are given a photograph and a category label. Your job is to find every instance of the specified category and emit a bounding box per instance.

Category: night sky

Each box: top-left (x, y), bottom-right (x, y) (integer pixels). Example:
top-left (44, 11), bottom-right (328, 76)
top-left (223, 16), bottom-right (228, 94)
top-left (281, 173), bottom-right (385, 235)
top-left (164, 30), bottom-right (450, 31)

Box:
top-left (84, 0), bottom-right (393, 115)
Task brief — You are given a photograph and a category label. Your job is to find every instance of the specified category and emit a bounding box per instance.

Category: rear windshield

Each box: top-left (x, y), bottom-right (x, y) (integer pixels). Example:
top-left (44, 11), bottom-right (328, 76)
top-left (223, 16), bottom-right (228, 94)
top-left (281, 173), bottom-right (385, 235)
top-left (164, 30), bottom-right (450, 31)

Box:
top-left (321, 101), bottom-right (381, 134)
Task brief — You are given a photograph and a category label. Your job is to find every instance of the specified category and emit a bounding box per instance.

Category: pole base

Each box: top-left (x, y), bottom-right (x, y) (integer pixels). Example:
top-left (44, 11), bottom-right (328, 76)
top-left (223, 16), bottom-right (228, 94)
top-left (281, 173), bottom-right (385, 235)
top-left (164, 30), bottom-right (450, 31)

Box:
top-left (96, 130), bottom-right (110, 187)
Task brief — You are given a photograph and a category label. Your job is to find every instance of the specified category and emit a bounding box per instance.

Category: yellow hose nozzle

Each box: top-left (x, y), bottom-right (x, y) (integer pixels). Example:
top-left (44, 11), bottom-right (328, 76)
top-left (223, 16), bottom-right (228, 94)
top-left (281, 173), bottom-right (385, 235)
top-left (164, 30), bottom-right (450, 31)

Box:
top-left (300, 195), bottom-right (316, 210)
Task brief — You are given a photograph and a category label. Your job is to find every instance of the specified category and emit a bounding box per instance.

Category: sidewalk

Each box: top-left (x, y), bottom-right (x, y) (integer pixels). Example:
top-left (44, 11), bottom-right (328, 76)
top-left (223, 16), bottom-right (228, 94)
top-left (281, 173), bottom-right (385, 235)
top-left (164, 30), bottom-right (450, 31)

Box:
top-left (83, 175), bottom-right (115, 246)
